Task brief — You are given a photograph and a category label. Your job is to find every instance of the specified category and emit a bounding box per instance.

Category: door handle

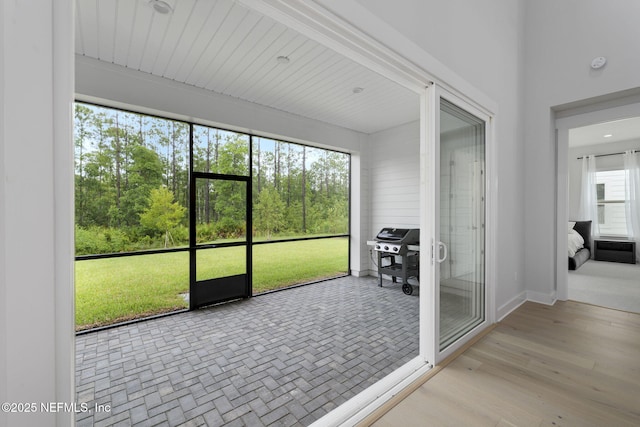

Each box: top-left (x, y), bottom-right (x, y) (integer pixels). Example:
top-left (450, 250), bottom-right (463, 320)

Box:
top-left (437, 241), bottom-right (448, 263)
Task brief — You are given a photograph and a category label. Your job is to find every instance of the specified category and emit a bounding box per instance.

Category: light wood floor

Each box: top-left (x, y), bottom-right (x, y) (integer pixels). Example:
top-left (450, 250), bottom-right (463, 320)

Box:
top-left (366, 301), bottom-right (640, 427)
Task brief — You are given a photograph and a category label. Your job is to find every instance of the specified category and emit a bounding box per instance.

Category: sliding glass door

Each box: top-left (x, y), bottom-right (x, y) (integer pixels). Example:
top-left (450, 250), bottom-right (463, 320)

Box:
top-left (435, 95), bottom-right (487, 352)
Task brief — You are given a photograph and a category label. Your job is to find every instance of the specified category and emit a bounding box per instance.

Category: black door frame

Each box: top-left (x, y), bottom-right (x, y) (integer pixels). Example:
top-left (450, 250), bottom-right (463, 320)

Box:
top-left (189, 171), bottom-right (252, 309)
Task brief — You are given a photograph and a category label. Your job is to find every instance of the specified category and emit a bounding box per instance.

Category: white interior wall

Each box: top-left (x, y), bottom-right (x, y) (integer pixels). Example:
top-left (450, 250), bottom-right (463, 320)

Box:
top-left (524, 0), bottom-right (640, 303)
top-left (568, 139), bottom-right (640, 219)
top-left (321, 0), bottom-right (526, 317)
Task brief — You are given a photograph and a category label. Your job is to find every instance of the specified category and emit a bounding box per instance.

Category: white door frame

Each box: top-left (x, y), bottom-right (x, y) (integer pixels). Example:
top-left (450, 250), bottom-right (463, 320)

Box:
top-left (317, 82), bottom-right (496, 427)
top-left (555, 101), bottom-right (640, 301)
top-left (431, 85), bottom-right (496, 364)
top-left (49, 1), bottom-right (499, 426)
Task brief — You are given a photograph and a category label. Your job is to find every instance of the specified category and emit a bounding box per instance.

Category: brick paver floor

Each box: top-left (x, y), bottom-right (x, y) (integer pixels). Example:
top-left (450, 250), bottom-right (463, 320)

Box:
top-left (76, 276), bottom-right (419, 426)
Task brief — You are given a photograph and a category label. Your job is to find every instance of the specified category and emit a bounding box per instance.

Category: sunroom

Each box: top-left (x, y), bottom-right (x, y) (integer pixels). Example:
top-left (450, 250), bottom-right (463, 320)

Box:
top-left (73, 0), bottom-right (494, 425)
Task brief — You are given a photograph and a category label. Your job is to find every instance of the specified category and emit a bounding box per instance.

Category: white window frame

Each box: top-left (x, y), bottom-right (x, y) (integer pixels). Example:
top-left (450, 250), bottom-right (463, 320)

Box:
top-left (595, 169), bottom-right (628, 237)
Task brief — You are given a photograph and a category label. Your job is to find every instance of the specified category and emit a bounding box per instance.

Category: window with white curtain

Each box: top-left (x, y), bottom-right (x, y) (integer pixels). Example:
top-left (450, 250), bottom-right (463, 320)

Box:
top-left (595, 169), bottom-right (628, 236)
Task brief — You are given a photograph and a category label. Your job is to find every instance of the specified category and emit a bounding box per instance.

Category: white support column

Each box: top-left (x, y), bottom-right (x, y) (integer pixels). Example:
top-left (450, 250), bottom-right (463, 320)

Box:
top-left (1, 1), bottom-right (75, 426)
top-left (349, 145), bottom-right (372, 277)
top-left (54, 0), bottom-right (77, 424)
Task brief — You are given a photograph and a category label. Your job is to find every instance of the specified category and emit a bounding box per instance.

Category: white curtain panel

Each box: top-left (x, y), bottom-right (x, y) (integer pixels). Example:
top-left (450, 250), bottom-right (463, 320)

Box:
top-left (624, 150), bottom-right (640, 262)
top-left (579, 155), bottom-right (600, 240)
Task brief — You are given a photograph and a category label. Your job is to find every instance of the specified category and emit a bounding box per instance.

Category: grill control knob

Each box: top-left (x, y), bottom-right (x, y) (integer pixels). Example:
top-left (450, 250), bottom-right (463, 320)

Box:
top-left (375, 245), bottom-right (380, 250)
top-left (393, 246), bottom-right (399, 252)
top-left (384, 246), bottom-right (389, 251)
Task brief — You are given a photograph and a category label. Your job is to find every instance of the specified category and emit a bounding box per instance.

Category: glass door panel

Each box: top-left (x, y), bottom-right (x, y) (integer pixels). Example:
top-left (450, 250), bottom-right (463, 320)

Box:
top-left (190, 173), bottom-right (251, 309)
top-left (438, 98), bottom-right (486, 351)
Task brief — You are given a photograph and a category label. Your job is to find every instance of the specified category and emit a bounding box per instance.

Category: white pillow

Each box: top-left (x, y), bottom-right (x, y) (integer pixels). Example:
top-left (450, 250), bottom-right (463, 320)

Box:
top-left (568, 229), bottom-right (584, 257)
top-left (568, 221), bottom-right (576, 234)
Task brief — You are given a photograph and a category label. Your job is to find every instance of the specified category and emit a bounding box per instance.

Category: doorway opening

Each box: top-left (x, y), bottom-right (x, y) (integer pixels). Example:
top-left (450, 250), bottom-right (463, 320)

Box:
top-left (555, 95), bottom-right (640, 313)
top-left (66, 1), bottom-right (497, 425)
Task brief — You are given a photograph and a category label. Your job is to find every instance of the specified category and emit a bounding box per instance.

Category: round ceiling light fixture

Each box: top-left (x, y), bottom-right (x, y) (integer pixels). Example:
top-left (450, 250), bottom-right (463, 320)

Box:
top-left (590, 56), bottom-right (607, 70)
top-left (352, 87), bottom-right (364, 94)
top-left (276, 56), bottom-right (290, 64)
top-left (149, 0), bottom-right (173, 15)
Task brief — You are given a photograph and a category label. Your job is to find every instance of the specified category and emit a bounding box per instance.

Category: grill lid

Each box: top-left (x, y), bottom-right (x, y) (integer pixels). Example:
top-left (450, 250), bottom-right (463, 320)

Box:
top-left (375, 228), bottom-right (419, 244)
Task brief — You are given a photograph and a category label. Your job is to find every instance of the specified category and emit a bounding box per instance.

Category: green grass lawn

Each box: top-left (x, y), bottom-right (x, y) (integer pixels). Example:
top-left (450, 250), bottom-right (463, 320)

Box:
top-left (75, 237), bottom-right (348, 330)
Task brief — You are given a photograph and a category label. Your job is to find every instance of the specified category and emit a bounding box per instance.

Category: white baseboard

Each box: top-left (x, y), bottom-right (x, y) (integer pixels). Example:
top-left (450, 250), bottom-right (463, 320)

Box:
top-left (496, 290), bottom-right (558, 322)
top-left (526, 289), bottom-right (557, 306)
top-left (351, 269), bottom-right (374, 277)
top-left (497, 291), bottom-right (527, 321)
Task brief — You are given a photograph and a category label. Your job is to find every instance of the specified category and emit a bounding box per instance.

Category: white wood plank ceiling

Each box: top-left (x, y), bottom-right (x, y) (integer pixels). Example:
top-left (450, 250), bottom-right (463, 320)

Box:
top-left (75, 0), bottom-right (419, 134)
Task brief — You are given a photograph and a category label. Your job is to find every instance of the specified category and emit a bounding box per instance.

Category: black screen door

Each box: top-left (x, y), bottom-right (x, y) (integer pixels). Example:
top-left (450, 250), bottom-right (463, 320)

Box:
top-left (189, 172), bottom-right (251, 309)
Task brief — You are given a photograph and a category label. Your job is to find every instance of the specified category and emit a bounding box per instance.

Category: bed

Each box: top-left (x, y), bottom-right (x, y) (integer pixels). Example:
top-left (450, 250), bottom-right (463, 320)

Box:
top-left (568, 220), bottom-right (592, 270)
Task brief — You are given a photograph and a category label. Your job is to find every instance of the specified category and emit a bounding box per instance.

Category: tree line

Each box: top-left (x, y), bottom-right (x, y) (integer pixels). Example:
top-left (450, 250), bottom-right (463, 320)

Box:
top-left (74, 103), bottom-right (349, 255)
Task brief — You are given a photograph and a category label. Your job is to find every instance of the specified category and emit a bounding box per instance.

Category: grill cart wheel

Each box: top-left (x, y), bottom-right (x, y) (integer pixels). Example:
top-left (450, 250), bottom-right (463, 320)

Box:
top-left (402, 283), bottom-right (413, 295)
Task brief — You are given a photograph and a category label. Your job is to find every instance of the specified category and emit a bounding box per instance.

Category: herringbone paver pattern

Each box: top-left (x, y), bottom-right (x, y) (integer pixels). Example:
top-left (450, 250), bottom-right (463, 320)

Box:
top-left (76, 276), bottom-right (419, 426)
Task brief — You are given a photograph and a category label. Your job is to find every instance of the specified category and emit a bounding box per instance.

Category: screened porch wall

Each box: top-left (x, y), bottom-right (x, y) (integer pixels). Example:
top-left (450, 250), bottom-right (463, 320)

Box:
top-left (75, 55), bottom-right (375, 275)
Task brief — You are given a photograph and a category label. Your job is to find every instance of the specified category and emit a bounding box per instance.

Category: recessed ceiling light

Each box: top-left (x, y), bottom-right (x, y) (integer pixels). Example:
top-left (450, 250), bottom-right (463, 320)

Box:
top-left (276, 56), bottom-right (290, 64)
top-left (149, 0), bottom-right (173, 15)
top-left (352, 87), bottom-right (364, 94)
top-left (603, 134), bottom-right (613, 138)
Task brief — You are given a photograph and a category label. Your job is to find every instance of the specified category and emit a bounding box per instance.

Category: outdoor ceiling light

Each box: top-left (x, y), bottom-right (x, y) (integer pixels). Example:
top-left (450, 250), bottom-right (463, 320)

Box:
top-left (604, 134), bottom-right (613, 138)
top-left (352, 87), bottom-right (364, 94)
top-left (149, 0), bottom-right (173, 15)
top-left (276, 56), bottom-right (290, 64)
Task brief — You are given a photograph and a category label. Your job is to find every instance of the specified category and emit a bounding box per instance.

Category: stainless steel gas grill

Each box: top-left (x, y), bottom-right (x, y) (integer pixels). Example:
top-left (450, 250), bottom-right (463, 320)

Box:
top-left (370, 228), bottom-right (420, 295)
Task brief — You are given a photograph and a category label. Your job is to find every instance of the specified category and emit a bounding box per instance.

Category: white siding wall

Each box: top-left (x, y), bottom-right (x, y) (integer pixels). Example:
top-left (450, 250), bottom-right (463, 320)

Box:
top-left (369, 121), bottom-right (421, 232)
top-left (440, 129), bottom-right (485, 281)
top-left (367, 121), bottom-right (420, 273)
